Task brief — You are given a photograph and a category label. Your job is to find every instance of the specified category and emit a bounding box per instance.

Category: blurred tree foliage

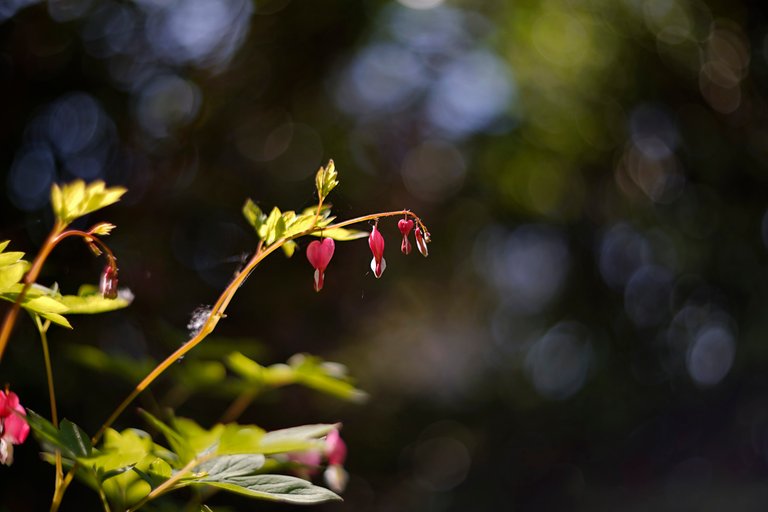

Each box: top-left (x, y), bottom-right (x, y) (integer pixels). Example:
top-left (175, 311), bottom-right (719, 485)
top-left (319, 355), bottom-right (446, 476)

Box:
top-left (3, 0), bottom-right (768, 510)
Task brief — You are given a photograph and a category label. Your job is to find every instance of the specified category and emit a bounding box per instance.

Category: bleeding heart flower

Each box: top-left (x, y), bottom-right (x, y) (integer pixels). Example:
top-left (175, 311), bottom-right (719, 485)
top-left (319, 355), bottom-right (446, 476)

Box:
top-left (306, 238), bottom-right (335, 292)
top-left (368, 224), bottom-right (386, 278)
top-left (398, 218), bottom-right (414, 255)
top-left (414, 226), bottom-right (429, 257)
top-left (0, 390), bottom-right (29, 466)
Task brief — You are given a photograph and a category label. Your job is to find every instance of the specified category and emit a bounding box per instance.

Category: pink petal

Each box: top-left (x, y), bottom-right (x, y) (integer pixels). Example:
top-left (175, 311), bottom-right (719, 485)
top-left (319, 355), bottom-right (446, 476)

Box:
top-left (4, 407), bottom-right (29, 444)
top-left (307, 238), bottom-right (335, 272)
top-left (397, 219), bottom-right (414, 236)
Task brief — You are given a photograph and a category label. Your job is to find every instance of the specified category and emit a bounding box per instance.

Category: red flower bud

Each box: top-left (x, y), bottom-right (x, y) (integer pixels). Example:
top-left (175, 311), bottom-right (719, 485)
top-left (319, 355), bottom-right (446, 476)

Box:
top-left (414, 226), bottom-right (429, 257)
top-left (306, 238), bottom-right (335, 292)
top-left (368, 224), bottom-right (386, 278)
top-left (100, 264), bottom-right (119, 299)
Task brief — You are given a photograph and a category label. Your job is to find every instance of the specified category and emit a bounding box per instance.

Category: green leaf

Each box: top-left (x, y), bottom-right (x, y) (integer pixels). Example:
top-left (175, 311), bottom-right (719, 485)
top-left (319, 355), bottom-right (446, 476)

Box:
top-left (0, 261), bottom-right (28, 292)
top-left (60, 419), bottom-right (92, 458)
top-left (217, 424), bottom-right (265, 455)
top-left (242, 199), bottom-right (267, 236)
top-left (263, 207), bottom-right (285, 245)
top-left (138, 410), bottom-right (196, 465)
top-left (257, 424), bottom-right (335, 455)
top-left (192, 466), bottom-right (340, 504)
top-left (51, 180), bottom-right (127, 225)
top-left (226, 352), bottom-right (265, 383)
top-left (289, 354), bottom-right (368, 403)
top-left (315, 160), bottom-right (339, 202)
top-left (310, 227), bottom-right (368, 241)
top-left (59, 284), bottom-right (133, 314)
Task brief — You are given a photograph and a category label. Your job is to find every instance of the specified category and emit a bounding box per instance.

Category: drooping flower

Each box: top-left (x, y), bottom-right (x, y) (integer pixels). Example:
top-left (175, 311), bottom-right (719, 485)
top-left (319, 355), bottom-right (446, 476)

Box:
top-left (398, 218), bottom-right (414, 255)
top-left (287, 427), bottom-right (349, 493)
top-left (369, 224), bottom-right (386, 278)
top-left (99, 263), bottom-right (119, 299)
top-left (414, 226), bottom-right (429, 257)
top-left (0, 390), bottom-right (29, 466)
top-left (323, 429), bottom-right (348, 493)
top-left (306, 238), bottom-right (335, 292)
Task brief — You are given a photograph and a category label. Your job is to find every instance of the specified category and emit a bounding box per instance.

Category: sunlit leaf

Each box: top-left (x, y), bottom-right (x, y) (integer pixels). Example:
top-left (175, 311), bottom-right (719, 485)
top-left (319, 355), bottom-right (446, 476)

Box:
top-left (51, 180), bottom-right (127, 225)
top-left (242, 199), bottom-right (267, 237)
top-left (0, 261), bottom-right (28, 292)
top-left (263, 207), bottom-right (285, 245)
top-left (89, 222), bottom-right (116, 236)
top-left (217, 424), bottom-right (266, 455)
top-left (257, 424), bottom-right (334, 454)
top-left (309, 227), bottom-right (368, 241)
top-left (59, 284), bottom-right (133, 314)
top-left (315, 159), bottom-right (339, 203)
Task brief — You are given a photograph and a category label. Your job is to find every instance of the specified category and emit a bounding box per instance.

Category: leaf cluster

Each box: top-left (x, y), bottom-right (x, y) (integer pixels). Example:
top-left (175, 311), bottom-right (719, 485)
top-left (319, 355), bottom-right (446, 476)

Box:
top-left (27, 410), bottom-right (341, 511)
top-left (242, 160), bottom-right (366, 257)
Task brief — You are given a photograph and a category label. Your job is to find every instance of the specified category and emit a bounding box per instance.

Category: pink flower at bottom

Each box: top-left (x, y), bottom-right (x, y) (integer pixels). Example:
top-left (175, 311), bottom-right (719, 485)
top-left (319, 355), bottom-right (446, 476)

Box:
top-left (0, 390), bottom-right (30, 466)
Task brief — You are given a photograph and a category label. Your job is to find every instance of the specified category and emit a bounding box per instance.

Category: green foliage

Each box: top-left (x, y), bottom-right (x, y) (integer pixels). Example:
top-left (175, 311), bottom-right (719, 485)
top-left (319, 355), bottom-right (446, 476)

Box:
top-left (227, 352), bottom-right (369, 403)
top-left (242, 163), bottom-right (365, 256)
top-left (27, 409), bottom-right (341, 510)
top-left (51, 180), bottom-right (127, 225)
top-left (0, 242), bottom-right (71, 327)
top-left (0, 242), bottom-right (132, 329)
top-left (315, 159), bottom-right (338, 203)
top-left (59, 284), bottom-right (133, 314)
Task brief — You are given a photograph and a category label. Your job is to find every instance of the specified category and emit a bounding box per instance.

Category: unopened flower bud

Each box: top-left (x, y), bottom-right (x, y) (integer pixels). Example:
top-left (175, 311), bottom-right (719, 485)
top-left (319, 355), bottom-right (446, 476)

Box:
top-left (100, 264), bottom-right (118, 299)
top-left (414, 227), bottom-right (429, 257)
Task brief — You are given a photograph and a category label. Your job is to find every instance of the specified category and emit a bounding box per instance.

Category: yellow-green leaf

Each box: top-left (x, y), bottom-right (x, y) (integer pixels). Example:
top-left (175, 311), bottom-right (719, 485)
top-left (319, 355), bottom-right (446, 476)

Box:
top-left (51, 180), bottom-right (127, 225)
top-left (315, 159), bottom-right (339, 202)
top-left (311, 227), bottom-right (367, 241)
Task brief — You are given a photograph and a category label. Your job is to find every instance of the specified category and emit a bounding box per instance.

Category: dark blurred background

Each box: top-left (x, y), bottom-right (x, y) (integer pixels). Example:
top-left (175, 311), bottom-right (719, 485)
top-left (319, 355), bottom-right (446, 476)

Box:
top-left (3, 0), bottom-right (768, 510)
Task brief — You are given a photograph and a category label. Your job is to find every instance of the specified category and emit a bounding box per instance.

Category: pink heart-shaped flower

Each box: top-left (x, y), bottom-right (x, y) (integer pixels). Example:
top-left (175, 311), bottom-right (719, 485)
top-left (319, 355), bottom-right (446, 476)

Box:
top-left (307, 238), bottom-right (335, 273)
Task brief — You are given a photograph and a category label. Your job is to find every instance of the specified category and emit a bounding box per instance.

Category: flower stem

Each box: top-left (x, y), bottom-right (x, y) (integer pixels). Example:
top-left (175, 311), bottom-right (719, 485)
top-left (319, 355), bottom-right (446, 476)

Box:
top-left (0, 220), bottom-right (65, 361)
top-left (35, 315), bottom-right (64, 510)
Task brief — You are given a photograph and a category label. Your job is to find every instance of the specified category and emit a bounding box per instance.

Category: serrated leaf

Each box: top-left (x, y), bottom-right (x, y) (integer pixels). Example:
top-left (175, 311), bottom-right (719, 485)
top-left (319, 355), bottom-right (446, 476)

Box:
top-left (51, 180), bottom-right (126, 225)
top-left (89, 222), bottom-right (116, 236)
top-left (310, 227), bottom-right (367, 241)
top-left (315, 160), bottom-right (339, 202)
